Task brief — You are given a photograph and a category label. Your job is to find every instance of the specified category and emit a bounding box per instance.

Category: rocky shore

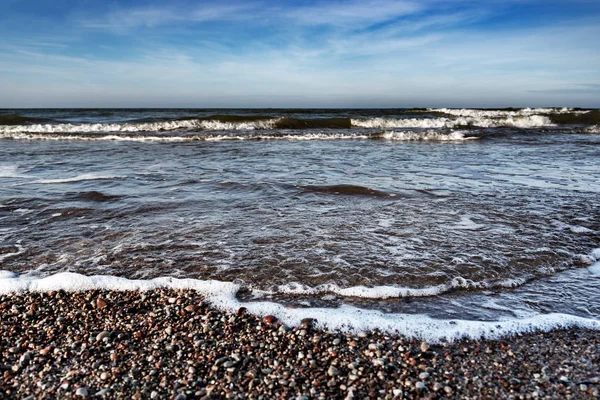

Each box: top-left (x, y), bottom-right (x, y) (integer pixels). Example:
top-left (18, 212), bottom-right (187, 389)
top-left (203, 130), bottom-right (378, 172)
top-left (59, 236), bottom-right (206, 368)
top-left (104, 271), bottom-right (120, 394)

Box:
top-left (1, 289), bottom-right (598, 399)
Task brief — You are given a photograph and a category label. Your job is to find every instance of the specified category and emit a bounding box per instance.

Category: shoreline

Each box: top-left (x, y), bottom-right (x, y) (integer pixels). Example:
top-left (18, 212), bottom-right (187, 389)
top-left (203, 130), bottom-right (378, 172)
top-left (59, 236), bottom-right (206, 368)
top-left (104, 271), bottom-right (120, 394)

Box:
top-left (1, 289), bottom-right (598, 399)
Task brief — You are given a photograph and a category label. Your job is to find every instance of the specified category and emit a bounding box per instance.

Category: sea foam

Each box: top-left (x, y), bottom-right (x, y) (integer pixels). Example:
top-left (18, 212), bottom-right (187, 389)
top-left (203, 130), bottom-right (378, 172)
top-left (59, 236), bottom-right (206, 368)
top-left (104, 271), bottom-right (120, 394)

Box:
top-left (1, 270), bottom-right (599, 342)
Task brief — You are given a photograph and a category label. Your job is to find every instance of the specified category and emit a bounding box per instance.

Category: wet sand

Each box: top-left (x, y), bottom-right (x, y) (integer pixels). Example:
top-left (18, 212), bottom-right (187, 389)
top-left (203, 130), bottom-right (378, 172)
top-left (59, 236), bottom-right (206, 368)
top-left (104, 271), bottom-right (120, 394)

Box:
top-left (1, 289), bottom-right (598, 399)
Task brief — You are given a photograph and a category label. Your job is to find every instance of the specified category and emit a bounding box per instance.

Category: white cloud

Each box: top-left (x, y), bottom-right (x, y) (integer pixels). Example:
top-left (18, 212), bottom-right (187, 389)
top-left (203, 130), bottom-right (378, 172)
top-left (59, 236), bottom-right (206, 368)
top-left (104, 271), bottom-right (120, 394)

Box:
top-left (288, 0), bottom-right (422, 27)
top-left (81, 3), bottom-right (261, 31)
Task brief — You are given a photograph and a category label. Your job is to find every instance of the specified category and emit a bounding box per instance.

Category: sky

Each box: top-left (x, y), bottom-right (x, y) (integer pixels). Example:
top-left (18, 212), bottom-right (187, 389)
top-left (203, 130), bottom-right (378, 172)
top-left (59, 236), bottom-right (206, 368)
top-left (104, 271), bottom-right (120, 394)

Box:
top-left (1, 0), bottom-right (599, 108)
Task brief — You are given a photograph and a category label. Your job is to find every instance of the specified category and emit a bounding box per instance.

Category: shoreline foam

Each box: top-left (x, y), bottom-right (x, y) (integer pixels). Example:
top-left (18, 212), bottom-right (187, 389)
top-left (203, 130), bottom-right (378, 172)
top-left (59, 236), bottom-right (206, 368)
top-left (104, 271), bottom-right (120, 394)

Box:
top-left (1, 270), bottom-right (598, 343)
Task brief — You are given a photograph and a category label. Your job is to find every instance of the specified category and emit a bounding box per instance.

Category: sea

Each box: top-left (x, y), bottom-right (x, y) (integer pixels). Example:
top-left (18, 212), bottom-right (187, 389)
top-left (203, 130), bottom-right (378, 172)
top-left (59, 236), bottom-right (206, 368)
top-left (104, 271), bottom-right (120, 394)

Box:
top-left (1, 107), bottom-right (599, 341)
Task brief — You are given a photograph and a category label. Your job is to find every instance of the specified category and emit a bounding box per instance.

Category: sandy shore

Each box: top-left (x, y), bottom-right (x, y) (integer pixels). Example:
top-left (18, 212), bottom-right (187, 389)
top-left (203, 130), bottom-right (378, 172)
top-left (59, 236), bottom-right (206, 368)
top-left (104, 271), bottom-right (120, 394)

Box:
top-left (1, 289), bottom-right (598, 399)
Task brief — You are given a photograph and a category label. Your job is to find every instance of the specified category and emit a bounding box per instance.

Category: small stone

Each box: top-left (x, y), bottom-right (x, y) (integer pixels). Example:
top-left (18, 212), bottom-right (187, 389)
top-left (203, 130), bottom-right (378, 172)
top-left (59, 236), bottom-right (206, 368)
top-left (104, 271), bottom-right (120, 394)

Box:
top-left (444, 386), bottom-right (453, 394)
top-left (96, 298), bottom-right (107, 309)
top-left (328, 366), bottom-right (340, 376)
top-left (96, 331), bottom-right (111, 342)
top-left (94, 388), bottom-right (110, 397)
top-left (373, 358), bottom-right (385, 367)
top-left (174, 394), bottom-right (186, 400)
top-left (168, 297), bottom-right (177, 304)
top-left (392, 389), bottom-right (402, 396)
top-left (150, 391), bottom-right (159, 399)
top-left (419, 372), bottom-right (430, 380)
top-left (263, 315), bottom-right (277, 325)
top-left (420, 342), bottom-right (429, 352)
top-left (165, 326), bottom-right (173, 335)
top-left (580, 384), bottom-right (588, 392)
top-left (100, 372), bottom-right (108, 380)
top-left (300, 318), bottom-right (314, 329)
top-left (357, 331), bottom-right (368, 338)
top-left (415, 382), bottom-right (426, 391)
top-left (184, 305), bottom-right (195, 312)
top-left (19, 352), bottom-right (31, 365)
top-left (237, 307), bottom-right (247, 316)
top-left (333, 338), bottom-right (342, 345)
top-left (433, 382), bottom-right (443, 391)
top-left (559, 376), bottom-right (569, 383)
top-left (298, 329), bottom-right (307, 336)
top-left (75, 387), bottom-right (89, 397)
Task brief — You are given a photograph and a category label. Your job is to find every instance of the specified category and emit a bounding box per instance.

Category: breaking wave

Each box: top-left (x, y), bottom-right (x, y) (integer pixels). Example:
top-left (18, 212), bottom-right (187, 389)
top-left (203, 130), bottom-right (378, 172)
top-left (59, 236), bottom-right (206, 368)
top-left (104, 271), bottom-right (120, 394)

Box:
top-left (427, 107), bottom-right (585, 118)
top-left (353, 115), bottom-right (553, 129)
top-left (0, 130), bottom-right (478, 142)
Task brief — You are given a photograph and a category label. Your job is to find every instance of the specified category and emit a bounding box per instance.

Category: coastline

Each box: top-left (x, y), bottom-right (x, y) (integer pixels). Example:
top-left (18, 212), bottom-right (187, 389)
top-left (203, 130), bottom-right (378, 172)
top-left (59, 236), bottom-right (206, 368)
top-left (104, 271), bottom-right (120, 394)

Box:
top-left (1, 289), bottom-right (598, 399)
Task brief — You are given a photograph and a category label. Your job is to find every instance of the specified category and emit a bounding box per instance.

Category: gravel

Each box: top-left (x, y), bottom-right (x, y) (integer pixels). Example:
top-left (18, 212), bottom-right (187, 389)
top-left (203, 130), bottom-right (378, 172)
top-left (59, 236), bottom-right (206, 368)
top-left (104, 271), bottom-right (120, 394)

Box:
top-left (1, 289), bottom-right (599, 399)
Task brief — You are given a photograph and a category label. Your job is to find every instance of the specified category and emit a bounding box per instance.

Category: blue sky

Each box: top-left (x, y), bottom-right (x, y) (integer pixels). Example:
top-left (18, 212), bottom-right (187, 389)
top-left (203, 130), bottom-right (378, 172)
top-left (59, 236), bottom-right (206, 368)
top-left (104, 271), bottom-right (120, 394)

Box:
top-left (1, 0), bottom-right (599, 108)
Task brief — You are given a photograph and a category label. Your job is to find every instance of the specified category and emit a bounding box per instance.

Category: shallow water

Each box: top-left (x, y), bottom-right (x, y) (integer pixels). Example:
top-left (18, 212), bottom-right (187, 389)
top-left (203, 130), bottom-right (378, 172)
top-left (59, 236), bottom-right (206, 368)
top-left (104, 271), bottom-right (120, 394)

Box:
top-left (1, 108), bottom-right (599, 336)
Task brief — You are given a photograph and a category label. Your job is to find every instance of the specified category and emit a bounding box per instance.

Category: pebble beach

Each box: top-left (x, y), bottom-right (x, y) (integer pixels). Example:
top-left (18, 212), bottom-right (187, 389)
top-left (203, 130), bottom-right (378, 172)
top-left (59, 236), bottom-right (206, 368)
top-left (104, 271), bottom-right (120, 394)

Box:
top-left (1, 289), bottom-right (598, 399)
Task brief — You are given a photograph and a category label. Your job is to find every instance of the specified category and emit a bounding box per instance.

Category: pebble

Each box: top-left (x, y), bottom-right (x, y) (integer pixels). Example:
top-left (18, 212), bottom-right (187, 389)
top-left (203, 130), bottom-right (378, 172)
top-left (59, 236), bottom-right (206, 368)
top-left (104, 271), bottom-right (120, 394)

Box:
top-left (75, 387), bottom-right (89, 397)
top-left (96, 298), bottom-right (107, 309)
top-left (1, 288), bottom-right (597, 400)
top-left (96, 331), bottom-right (111, 341)
top-left (95, 388), bottom-right (110, 397)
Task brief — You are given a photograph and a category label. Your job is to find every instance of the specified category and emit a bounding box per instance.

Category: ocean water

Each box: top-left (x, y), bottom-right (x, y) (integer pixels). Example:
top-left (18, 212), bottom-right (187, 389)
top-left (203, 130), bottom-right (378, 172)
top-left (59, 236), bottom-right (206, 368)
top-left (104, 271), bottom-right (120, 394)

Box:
top-left (1, 107), bottom-right (599, 341)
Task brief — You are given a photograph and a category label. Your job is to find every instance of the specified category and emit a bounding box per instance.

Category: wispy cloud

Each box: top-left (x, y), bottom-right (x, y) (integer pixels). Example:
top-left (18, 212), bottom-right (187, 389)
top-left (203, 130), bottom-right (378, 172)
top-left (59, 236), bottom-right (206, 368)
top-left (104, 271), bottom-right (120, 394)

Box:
top-left (81, 3), bottom-right (260, 31)
top-left (288, 0), bottom-right (422, 27)
top-left (1, 0), bottom-right (599, 107)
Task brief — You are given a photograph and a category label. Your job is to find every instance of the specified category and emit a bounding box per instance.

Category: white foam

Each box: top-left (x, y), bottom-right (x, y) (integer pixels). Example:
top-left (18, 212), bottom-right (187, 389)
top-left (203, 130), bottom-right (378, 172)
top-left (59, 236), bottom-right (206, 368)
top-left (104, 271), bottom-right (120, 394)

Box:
top-left (353, 115), bottom-right (553, 129)
top-left (0, 165), bottom-right (30, 179)
top-left (427, 107), bottom-right (583, 118)
top-left (30, 173), bottom-right (126, 184)
top-left (0, 270), bottom-right (598, 342)
top-left (0, 245), bottom-right (25, 262)
top-left (587, 125), bottom-right (600, 134)
top-left (0, 132), bottom-right (373, 142)
top-left (0, 119), bottom-right (279, 135)
top-left (382, 130), bottom-right (474, 141)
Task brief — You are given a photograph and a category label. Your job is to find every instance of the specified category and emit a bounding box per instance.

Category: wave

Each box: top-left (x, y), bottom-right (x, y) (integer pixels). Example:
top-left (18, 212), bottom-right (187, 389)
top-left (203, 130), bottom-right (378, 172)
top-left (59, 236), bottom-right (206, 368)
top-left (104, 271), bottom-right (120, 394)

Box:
top-left (548, 110), bottom-right (600, 125)
top-left (1, 270), bottom-right (598, 341)
top-left (587, 125), bottom-right (600, 134)
top-left (0, 130), bottom-right (476, 142)
top-left (29, 173), bottom-right (126, 184)
top-left (352, 115), bottom-right (554, 129)
top-left (299, 184), bottom-right (393, 197)
top-left (0, 114), bottom-right (53, 125)
top-left (0, 114), bottom-right (558, 135)
top-left (382, 130), bottom-right (476, 141)
top-left (64, 191), bottom-right (122, 202)
top-left (427, 107), bottom-right (588, 118)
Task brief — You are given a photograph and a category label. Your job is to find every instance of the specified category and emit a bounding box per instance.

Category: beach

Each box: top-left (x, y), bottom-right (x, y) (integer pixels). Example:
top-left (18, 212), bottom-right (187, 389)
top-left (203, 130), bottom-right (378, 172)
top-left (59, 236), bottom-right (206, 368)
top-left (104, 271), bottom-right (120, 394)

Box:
top-left (1, 288), bottom-right (598, 399)
top-left (1, 107), bottom-right (599, 398)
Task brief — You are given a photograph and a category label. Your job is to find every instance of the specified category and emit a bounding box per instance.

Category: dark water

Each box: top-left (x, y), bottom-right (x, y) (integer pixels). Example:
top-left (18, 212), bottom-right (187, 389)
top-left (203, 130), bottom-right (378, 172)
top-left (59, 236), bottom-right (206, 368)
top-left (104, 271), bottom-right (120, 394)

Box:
top-left (1, 108), bottom-right (599, 323)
